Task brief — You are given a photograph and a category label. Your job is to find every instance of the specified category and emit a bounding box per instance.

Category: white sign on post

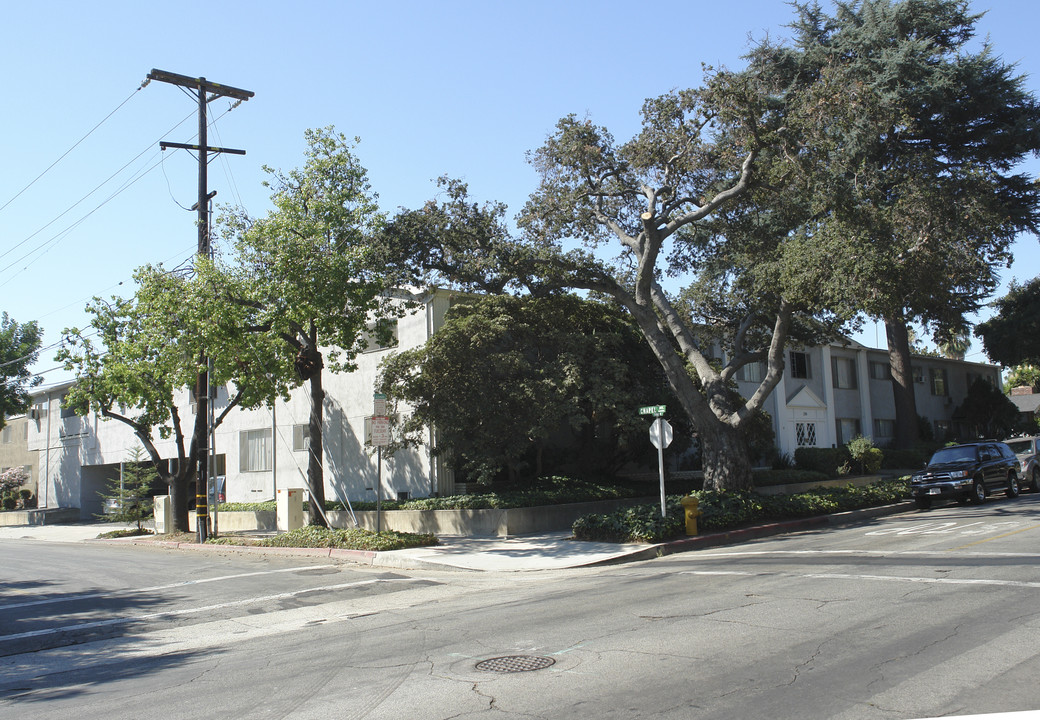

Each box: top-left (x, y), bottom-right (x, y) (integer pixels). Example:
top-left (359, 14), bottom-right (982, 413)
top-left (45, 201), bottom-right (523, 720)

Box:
top-left (649, 417), bottom-right (673, 518)
top-left (370, 415), bottom-right (390, 446)
top-left (649, 418), bottom-right (673, 449)
top-left (373, 392), bottom-right (387, 417)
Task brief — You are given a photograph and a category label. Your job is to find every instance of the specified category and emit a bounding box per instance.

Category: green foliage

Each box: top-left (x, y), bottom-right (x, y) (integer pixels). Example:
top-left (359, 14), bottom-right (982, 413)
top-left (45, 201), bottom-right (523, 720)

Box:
top-left (794, 447), bottom-right (851, 477)
top-left (219, 127), bottom-right (401, 520)
top-left (97, 447), bottom-right (160, 530)
top-left (217, 501), bottom-right (277, 513)
top-left (0, 467), bottom-right (27, 497)
top-left (254, 526), bottom-right (437, 552)
top-left (752, 469), bottom-right (830, 487)
top-left (1003, 364), bottom-right (1040, 393)
top-left (978, 278), bottom-right (1040, 368)
top-left (572, 480), bottom-right (911, 543)
top-left (0, 313), bottom-right (42, 428)
top-left (846, 435), bottom-right (884, 474)
top-left (955, 377), bottom-right (1021, 440)
top-left (1, 495), bottom-right (15, 510)
top-left (378, 294), bottom-right (685, 484)
top-left (880, 447), bottom-right (930, 470)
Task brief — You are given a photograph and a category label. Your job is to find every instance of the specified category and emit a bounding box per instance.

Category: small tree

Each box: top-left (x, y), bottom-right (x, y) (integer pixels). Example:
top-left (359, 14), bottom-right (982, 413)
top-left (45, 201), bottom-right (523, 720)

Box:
top-left (0, 466), bottom-right (28, 509)
top-left (1004, 364), bottom-right (1040, 394)
top-left (956, 378), bottom-right (1020, 440)
top-left (98, 447), bottom-right (159, 531)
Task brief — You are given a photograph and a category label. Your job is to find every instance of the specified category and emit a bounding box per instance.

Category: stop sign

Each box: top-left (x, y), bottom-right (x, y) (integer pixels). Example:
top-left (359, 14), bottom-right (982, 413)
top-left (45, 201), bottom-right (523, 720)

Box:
top-left (649, 418), bottom-right (673, 449)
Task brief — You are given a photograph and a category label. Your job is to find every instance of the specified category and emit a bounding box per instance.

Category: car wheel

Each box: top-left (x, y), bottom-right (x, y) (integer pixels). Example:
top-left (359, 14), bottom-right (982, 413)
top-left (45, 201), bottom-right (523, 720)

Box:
top-left (969, 477), bottom-right (986, 504)
top-left (1007, 474), bottom-right (1021, 498)
top-left (914, 497), bottom-right (932, 510)
top-left (1032, 468), bottom-right (1040, 493)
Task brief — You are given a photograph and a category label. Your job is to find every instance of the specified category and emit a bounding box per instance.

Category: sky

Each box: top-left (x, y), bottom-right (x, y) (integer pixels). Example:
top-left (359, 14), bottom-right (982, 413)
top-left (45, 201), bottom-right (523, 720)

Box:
top-left (2, 0), bottom-right (1039, 385)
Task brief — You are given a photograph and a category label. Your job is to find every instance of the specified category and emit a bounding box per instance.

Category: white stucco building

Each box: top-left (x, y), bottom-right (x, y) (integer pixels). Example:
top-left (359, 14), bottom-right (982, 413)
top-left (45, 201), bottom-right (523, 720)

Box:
top-left (28, 289), bottom-right (460, 519)
top-left (24, 292), bottom-right (1001, 518)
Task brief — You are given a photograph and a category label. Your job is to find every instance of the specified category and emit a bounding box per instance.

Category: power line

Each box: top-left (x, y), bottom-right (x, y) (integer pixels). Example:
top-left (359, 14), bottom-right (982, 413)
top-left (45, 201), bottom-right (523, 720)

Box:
top-left (0, 109), bottom-right (195, 270)
top-left (0, 79), bottom-right (150, 217)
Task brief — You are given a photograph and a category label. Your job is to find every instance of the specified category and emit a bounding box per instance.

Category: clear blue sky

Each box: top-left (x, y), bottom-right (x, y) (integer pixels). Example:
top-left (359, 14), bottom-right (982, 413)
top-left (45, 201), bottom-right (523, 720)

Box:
top-left (2, 0), bottom-right (1038, 383)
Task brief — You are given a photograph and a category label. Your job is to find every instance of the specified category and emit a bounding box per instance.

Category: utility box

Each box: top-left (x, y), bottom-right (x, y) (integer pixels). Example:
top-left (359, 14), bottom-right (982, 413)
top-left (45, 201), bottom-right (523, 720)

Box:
top-left (154, 495), bottom-right (173, 534)
top-left (277, 488), bottom-right (304, 532)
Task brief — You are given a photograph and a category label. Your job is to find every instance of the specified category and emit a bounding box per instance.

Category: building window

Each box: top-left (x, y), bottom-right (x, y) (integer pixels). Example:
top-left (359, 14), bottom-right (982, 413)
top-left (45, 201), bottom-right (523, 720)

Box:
top-left (293, 424), bottom-right (310, 452)
top-left (873, 418), bottom-right (895, 439)
top-left (869, 362), bottom-right (891, 381)
top-left (796, 422), bottom-right (817, 447)
top-left (831, 357), bottom-right (857, 389)
top-left (836, 418), bottom-right (861, 445)
top-left (739, 361), bottom-right (764, 383)
top-left (789, 352), bottom-right (811, 379)
top-left (239, 429), bottom-right (272, 472)
top-left (0, 426), bottom-right (12, 444)
top-left (930, 367), bottom-right (949, 397)
top-left (933, 419), bottom-right (950, 441)
top-left (362, 319), bottom-right (399, 353)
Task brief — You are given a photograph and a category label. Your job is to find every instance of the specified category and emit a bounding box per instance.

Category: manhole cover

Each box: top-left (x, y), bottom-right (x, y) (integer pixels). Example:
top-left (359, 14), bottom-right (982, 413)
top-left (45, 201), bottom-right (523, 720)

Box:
top-left (475, 655), bottom-right (556, 673)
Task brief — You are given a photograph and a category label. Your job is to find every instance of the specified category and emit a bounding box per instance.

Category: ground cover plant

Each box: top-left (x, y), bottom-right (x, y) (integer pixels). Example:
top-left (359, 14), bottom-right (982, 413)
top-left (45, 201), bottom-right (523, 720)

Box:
top-left (572, 479), bottom-right (910, 544)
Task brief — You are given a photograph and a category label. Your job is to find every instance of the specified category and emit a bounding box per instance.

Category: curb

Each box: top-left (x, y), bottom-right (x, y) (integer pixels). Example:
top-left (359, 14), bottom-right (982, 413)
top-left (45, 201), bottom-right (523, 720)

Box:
top-left (96, 500), bottom-right (918, 571)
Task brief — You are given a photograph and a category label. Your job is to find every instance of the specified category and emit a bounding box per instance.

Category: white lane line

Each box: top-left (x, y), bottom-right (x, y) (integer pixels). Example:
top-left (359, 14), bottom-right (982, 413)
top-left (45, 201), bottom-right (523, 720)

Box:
top-left (0, 577), bottom-right (407, 643)
top-left (0, 565), bottom-right (331, 611)
top-left (685, 549), bottom-right (1040, 559)
top-left (681, 570), bottom-right (1040, 588)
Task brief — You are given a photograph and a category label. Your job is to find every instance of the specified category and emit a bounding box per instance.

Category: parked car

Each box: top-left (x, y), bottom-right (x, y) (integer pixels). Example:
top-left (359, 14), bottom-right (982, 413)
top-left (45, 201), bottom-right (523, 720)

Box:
top-left (1004, 436), bottom-right (1040, 492)
top-left (910, 441), bottom-right (1020, 510)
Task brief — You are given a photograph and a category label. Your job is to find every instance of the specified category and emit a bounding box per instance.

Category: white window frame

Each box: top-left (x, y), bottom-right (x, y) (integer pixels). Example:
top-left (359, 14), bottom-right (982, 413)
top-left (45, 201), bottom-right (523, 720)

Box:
top-left (239, 428), bottom-right (272, 472)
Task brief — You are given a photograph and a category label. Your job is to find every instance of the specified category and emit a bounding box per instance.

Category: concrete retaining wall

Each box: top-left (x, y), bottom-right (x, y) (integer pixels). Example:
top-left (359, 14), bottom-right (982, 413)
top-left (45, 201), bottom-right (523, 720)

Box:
top-left (0, 508), bottom-right (82, 526)
top-left (189, 497), bottom-right (654, 537)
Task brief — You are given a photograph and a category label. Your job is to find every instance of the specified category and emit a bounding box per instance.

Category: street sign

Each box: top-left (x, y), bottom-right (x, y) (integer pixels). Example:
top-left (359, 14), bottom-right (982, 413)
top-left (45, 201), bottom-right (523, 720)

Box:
top-left (639, 405), bottom-right (666, 417)
top-left (370, 415), bottom-right (390, 446)
top-left (649, 417), bottom-right (673, 449)
top-left (373, 392), bottom-right (387, 417)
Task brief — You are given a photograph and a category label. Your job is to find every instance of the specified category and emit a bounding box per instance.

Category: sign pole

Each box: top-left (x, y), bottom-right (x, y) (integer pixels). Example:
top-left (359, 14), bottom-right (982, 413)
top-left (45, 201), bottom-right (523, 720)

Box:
top-left (655, 419), bottom-right (666, 518)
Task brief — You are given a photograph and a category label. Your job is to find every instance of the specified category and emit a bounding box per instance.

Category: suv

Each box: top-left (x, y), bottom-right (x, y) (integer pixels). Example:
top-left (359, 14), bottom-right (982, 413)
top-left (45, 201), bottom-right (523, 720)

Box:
top-left (1004, 436), bottom-right (1040, 492)
top-left (910, 441), bottom-right (1020, 510)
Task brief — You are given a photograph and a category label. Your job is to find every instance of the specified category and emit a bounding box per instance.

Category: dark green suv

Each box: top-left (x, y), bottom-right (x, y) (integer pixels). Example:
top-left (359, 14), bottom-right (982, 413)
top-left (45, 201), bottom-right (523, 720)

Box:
top-left (910, 442), bottom-right (1020, 510)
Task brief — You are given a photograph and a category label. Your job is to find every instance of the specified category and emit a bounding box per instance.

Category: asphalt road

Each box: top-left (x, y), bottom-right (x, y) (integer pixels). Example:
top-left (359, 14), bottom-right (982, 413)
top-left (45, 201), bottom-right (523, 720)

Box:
top-left (4, 495), bottom-right (1040, 719)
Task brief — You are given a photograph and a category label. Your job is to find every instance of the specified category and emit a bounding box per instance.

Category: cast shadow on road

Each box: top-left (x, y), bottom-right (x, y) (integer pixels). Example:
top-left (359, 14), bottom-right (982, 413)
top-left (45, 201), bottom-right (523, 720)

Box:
top-left (0, 578), bottom-right (222, 706)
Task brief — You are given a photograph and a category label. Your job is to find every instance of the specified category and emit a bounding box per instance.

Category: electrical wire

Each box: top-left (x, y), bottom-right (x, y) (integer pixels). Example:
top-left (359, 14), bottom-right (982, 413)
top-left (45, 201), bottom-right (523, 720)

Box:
top-left (0, 79), bottom-right (149, 217)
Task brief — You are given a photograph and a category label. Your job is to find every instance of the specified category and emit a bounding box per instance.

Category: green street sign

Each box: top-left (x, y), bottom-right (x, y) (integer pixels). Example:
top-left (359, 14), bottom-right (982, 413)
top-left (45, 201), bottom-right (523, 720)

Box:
top-left (639, 405), bottom-right (666, 417)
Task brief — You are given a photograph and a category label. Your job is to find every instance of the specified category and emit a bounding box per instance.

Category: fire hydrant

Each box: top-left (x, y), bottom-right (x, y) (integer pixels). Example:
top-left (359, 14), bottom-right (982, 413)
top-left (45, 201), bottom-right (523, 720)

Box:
top-left (680, 496), bottom-right (701, 536)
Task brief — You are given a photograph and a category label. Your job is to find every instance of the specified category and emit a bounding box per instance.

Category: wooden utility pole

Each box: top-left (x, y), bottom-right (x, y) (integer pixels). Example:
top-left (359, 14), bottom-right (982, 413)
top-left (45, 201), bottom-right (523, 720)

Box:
top-left (147, 69), bottom-right (253, 543)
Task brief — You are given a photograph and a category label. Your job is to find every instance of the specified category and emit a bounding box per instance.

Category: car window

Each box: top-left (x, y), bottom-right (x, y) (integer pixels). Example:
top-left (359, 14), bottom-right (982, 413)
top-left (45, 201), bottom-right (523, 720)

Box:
top-left (929, 446), bottom-right (977, 464)
top-left (1006, 440), bottom-right (1034, 454)
top-left (997, 444), bottom-right (1015, 459)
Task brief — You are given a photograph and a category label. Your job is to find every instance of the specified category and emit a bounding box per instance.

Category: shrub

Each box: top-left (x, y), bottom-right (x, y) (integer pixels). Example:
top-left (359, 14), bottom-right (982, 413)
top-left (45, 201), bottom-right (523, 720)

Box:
top-left (572, 479), bottom-right (911, 543)
top-left (794, 447), bottom-right (851, 477)
top-left (254, 526), bottom-right (438, 552)
top-left (752, 469), bottom-right (830, 486)
top-left (1, 494), bottom-right (16, 510)
top-left (846, 436), bottom-right (883, 474)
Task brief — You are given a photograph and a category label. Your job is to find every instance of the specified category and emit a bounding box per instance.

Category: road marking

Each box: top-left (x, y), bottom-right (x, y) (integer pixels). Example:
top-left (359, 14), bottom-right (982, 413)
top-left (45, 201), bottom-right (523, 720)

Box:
top-left (687, 549), bottom-right (1040, 560)
top-left (0, 565), bottom-right (332, 611)
top-left (949, 523), bottom-right (1040, 549)
top-left (681, 569), bottom-right (1040, 588)
top-left (0, 577), bottom-right (407, 643)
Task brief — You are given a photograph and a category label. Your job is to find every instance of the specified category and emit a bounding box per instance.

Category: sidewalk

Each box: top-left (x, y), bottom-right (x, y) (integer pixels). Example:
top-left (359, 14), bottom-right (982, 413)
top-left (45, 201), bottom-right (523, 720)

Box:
top-left (0, 502), bottom-right (915, 571)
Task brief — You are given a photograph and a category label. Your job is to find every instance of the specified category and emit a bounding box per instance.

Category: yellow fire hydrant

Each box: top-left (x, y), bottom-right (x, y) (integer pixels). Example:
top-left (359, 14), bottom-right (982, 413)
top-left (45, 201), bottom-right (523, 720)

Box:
top-left (680, 495), bottom-right (701, 536)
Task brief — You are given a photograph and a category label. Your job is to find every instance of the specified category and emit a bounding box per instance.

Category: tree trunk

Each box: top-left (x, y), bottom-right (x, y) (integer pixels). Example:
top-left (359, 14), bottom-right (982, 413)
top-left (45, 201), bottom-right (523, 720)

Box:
top-left (307, 369), bottom-right (327, 527)
top-left (885, 315), bottom-right (920, 450)
top-left (168, 470), bottom-right (191, 532)
top-left (700, 421), bottom-right (754, 492)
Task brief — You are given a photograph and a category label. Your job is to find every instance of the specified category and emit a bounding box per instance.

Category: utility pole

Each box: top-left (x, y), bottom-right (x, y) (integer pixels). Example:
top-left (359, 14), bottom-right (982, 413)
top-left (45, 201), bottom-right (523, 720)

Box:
top-left (147, 69), bottom-right (253, 543)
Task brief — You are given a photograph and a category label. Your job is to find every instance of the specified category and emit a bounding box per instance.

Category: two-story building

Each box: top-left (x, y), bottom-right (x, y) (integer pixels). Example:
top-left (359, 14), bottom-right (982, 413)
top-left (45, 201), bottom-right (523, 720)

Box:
top-left (735, 340), bottom-right (1001, 459)
top-left (25, 292), bottom-right (1001, 518)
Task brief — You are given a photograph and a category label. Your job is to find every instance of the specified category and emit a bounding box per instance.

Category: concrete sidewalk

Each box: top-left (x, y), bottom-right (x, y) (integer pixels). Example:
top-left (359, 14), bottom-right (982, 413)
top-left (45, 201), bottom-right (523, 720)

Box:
top-left (0, 502), bottom-right (914, 571)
